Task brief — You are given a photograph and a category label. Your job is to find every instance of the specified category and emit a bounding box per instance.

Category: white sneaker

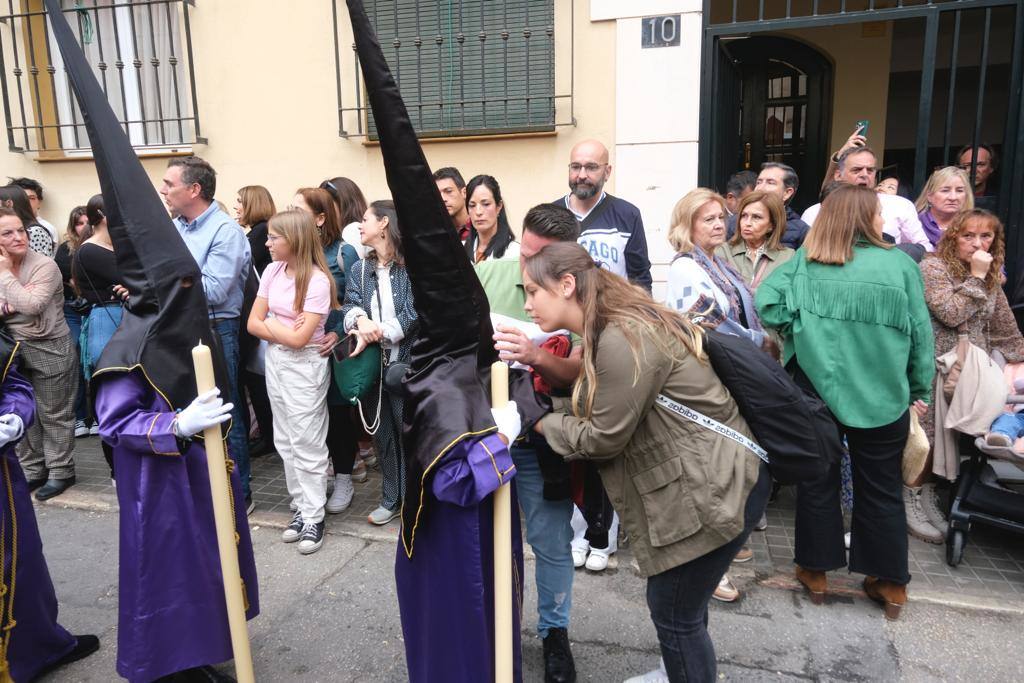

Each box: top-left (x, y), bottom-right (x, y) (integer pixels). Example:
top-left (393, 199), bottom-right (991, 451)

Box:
top-left (74, 419), bottom-right (89, 438)
top-left (571, 546), bottom-right (588, 568)
top-left (624, 659), bottom-right (668, 683)
top-left (585, 546), bottom-right (611, 572)
top-left (89, 422), bottom-right (100, 436)
top-left (326, 474), bottom-right (354, 514)
top-left (351, 459), bottom-right (368, 483)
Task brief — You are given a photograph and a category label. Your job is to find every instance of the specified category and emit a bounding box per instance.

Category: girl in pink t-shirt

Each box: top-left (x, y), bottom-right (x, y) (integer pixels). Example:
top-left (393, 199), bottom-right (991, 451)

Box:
top-left (247, 209), bottom-right (339, 555)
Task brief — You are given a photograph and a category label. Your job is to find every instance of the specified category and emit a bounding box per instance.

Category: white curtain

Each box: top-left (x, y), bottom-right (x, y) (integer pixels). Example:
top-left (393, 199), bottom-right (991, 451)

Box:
top-left (47, 0), bottom-right (192, 149)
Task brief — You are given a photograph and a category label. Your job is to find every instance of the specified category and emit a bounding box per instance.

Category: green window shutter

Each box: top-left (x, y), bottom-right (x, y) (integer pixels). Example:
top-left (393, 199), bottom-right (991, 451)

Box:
top-left (364, 0), bottom-right (554, 138)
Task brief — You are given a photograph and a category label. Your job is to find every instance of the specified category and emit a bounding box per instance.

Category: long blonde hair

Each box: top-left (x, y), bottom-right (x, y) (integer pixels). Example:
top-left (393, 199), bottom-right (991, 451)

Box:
top-left (267, 210), bottom-right (341, 313)
top-left (804, 184), bottom-right (889, 264)
top-left (915, 166), bottom-right (974, 213)
top-left (523, 242), bottom-right (705, 419)
top-left (668, 188), bottom-right (726, 254)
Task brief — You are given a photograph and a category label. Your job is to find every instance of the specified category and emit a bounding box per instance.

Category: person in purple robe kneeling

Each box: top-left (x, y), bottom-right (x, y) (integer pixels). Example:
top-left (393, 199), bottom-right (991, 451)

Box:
top-left (0, 363), bottom-right (100, 681)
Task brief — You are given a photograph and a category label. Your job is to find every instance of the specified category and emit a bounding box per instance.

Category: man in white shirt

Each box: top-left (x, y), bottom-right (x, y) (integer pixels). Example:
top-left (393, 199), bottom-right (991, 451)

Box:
top-left (801, 147), bottom-right (932, 251)
top-left (8, 177), bottom-right (57, 249)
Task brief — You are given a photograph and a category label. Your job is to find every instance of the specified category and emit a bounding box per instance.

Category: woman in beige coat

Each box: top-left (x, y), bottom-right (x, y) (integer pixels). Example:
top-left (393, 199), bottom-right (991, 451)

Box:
top-left (527, 242), bottom-right (769, 683)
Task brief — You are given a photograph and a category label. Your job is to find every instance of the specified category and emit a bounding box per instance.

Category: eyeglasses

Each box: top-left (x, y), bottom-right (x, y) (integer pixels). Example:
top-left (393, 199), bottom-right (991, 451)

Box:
top-left (568, 163), bottom-right (606, 175)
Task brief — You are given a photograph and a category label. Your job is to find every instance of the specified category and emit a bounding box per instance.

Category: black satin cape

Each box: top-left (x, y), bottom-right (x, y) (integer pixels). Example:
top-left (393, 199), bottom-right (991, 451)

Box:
top-left (43, 0), bottom-right (228, 411)
top-left (345, 0), bottom-right (549, 556)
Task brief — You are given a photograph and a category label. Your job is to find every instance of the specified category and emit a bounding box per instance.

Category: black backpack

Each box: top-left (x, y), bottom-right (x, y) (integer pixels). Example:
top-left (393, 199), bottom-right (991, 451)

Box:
top-left (704, 329), bottom-right (841, 484)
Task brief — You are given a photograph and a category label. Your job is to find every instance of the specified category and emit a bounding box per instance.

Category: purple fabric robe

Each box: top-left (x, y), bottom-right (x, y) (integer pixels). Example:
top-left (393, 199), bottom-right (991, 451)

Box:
top-left (95, 371), bottom-right (259, 683)
top-left (0, 368), bottom-right (78, 681)
top-left (395, 432), bottom-right (523, 683)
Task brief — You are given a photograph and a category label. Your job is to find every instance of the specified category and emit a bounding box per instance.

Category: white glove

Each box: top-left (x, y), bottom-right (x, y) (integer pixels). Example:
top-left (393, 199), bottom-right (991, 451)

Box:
top-left (491, 401), bottom-right (522, 444)
top-left (175, 389), bottom-right (233, 438)
top-left (0, 413), bottom-right (24, 448)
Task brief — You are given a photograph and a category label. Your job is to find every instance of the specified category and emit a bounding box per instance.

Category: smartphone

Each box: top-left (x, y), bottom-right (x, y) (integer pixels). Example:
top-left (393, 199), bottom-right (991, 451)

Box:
top-left (331, 334), bottom-right (358, 363)
top-left (856, 119), bottom-right (870, 137)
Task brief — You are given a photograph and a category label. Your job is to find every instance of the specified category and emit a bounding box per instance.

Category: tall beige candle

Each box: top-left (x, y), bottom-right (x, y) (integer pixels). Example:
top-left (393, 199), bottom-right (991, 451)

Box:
top-left (490, 360), bottom-right (512, 683)
top-left (192, 342), bottom-right (256, 683)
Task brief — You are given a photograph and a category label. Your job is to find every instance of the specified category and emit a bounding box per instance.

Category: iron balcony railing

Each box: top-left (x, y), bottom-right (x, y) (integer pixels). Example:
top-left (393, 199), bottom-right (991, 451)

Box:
top-left (332, 0), bottom-right (575, 139)
top-left (0, 0), bottom-right (202, 154)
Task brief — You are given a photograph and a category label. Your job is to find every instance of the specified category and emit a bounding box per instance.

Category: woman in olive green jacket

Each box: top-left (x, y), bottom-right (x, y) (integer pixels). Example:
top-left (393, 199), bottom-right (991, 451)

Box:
top-left (756, 184), bottom-right (935, 621)
top-left (526, 242), bottom-right (769, 683)
top-left (716, 190), bottom-right (794, 292)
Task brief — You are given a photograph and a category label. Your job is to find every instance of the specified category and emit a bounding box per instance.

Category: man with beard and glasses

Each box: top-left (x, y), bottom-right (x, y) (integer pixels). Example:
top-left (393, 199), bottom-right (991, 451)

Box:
top-left (552, 140), bottom-right (652, 292)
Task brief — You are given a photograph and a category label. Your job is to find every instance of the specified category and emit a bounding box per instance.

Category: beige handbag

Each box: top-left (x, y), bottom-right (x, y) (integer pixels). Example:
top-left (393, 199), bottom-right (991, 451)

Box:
top-left (942, 333), bottom-right (970, 402)
top-left (902, 411), bottom-right (931, 485)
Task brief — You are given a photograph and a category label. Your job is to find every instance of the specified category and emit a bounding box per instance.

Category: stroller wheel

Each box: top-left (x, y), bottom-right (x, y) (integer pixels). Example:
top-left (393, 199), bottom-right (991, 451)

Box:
top-left (946, 529), bottom-right (965, 567)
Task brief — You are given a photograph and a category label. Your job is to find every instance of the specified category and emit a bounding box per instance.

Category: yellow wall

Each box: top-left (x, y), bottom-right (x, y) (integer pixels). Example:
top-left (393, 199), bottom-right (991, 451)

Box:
top-left (780, 22), bottom-right (894, 156)
top-left (0, 0), bottom-right (616, 238)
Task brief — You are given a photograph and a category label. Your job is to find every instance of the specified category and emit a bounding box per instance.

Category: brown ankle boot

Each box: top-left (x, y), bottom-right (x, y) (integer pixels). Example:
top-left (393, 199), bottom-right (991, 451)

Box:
top-left (863, 577), bottom-right (907, 620)
top-left (795, 565), bottom-right (827, 604)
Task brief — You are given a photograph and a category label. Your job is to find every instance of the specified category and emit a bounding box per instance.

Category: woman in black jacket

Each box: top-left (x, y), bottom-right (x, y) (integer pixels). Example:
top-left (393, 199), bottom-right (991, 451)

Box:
top-left (234, 185), bottom-right (276, 276)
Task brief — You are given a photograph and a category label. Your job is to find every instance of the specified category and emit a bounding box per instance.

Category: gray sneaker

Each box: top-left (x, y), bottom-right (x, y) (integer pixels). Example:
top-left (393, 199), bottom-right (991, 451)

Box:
top-left (282, 511), bottom-right (304, 543)
top-left (367, 505), bottom-right (400, 526)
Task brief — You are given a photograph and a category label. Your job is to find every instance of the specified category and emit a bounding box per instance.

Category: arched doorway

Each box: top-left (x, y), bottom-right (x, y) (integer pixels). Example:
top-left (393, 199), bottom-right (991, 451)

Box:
top-left (711, 36), bottom-right (833, 211)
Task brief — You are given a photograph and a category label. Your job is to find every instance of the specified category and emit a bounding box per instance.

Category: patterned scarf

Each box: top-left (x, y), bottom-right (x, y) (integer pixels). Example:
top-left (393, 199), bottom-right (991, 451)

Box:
top-left (689, 247), bottom-right (764, 333)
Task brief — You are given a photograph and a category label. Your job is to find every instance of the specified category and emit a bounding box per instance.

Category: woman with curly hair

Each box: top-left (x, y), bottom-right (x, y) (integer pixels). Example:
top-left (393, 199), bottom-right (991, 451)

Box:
top-left (913, 209), bottom-right (1024, 539)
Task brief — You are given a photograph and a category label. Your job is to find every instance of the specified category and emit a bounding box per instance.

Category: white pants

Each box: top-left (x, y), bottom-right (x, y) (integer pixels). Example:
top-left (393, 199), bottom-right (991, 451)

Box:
top-left (266, 344), bottom-right (330, 523)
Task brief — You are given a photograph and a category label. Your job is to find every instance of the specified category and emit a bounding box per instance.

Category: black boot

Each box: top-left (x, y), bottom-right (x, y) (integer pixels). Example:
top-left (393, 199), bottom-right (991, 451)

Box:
top-left (32, 633), bottom-right (100, 679)
top-left (542, 627), bottom-right (576, 683)
top-left (35, 476), bottom-right (76, 501)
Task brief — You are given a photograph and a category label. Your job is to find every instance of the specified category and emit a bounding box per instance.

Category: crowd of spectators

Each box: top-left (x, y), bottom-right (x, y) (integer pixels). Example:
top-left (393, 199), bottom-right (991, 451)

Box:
top-left (2, 127), bottom-right (1014, 682)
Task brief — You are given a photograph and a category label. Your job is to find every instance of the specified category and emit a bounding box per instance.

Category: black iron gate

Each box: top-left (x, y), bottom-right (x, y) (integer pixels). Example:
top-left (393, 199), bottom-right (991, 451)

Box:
top-left (698, 0), bottom-right (1024, 283)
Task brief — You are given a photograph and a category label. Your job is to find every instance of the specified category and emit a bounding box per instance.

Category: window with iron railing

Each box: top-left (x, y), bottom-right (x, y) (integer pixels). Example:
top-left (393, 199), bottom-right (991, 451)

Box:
top-left (0, 0), bottom-right (202, 155)
top-left (333, 0), bottom-right (574, 139)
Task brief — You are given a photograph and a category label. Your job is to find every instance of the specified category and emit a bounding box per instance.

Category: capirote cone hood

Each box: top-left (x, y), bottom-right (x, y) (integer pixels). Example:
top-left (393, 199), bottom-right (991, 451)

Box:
top-left (43, 0), bottom-right (228, 411)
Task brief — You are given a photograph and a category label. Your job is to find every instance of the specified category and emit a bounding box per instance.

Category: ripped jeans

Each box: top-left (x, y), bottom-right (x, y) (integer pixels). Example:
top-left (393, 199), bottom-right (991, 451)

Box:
top-left (510, 444), bottom-right (575, 638)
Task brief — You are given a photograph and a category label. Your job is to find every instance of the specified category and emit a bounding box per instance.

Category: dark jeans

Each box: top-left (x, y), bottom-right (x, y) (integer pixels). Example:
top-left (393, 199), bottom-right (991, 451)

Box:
top-left (213, 318), bottom-right (251, 498)
top-left (794, 411), bottom-right (910, 585)
top-left (327, 403), bottom-right (358, 475)
top-left (646, 462), bottom-right (770, 683)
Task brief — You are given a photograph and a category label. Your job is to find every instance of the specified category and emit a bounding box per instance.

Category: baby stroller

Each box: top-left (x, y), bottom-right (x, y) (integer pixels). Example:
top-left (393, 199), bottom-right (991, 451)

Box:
top-left (945, 369), bottom-right (1024, 567)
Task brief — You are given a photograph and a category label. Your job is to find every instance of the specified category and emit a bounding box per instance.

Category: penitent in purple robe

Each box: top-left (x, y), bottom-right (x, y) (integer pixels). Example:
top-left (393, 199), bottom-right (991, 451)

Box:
top-left (395, 431), bottom-right (523, 683)
top-left (95, 370), bottom-right (259, 683)
top-left (0, 368), bottom-right (78, 681)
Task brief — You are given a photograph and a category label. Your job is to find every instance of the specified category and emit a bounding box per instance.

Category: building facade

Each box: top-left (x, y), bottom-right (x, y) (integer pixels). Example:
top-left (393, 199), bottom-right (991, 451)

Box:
top-left (1, 1), bottom-right (1021, 292)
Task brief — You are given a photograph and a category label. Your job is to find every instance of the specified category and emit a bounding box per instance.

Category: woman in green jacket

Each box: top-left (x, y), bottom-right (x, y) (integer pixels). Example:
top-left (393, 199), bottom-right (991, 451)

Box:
top-left (527, 242), bottom-right (769, 683)
top-left (756, 184), bottom-right (935, 620)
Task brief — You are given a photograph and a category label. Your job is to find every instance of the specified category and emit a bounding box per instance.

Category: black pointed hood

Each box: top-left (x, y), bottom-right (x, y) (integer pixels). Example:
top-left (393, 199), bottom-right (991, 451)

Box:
top-left (344, 0), bottom-right (548, 556)
top-left (44, 0), bottom-right (226, 410)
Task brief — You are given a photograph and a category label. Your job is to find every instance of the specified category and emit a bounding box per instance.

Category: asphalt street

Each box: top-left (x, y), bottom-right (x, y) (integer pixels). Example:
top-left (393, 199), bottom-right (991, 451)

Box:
top-left (34, 504), bottom-right (1024, 682)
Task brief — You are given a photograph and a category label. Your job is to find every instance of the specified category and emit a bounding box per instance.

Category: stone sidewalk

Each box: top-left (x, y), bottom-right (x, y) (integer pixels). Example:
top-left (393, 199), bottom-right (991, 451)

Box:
top-left (52, 434), bottom-right (1024, 609)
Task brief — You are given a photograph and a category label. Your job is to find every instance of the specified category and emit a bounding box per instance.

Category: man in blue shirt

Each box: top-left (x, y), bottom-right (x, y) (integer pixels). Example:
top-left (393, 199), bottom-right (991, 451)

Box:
top-left (161, 156), bottom-right (254, 511)
top-left (552, 140), bottom-right (653, 292)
